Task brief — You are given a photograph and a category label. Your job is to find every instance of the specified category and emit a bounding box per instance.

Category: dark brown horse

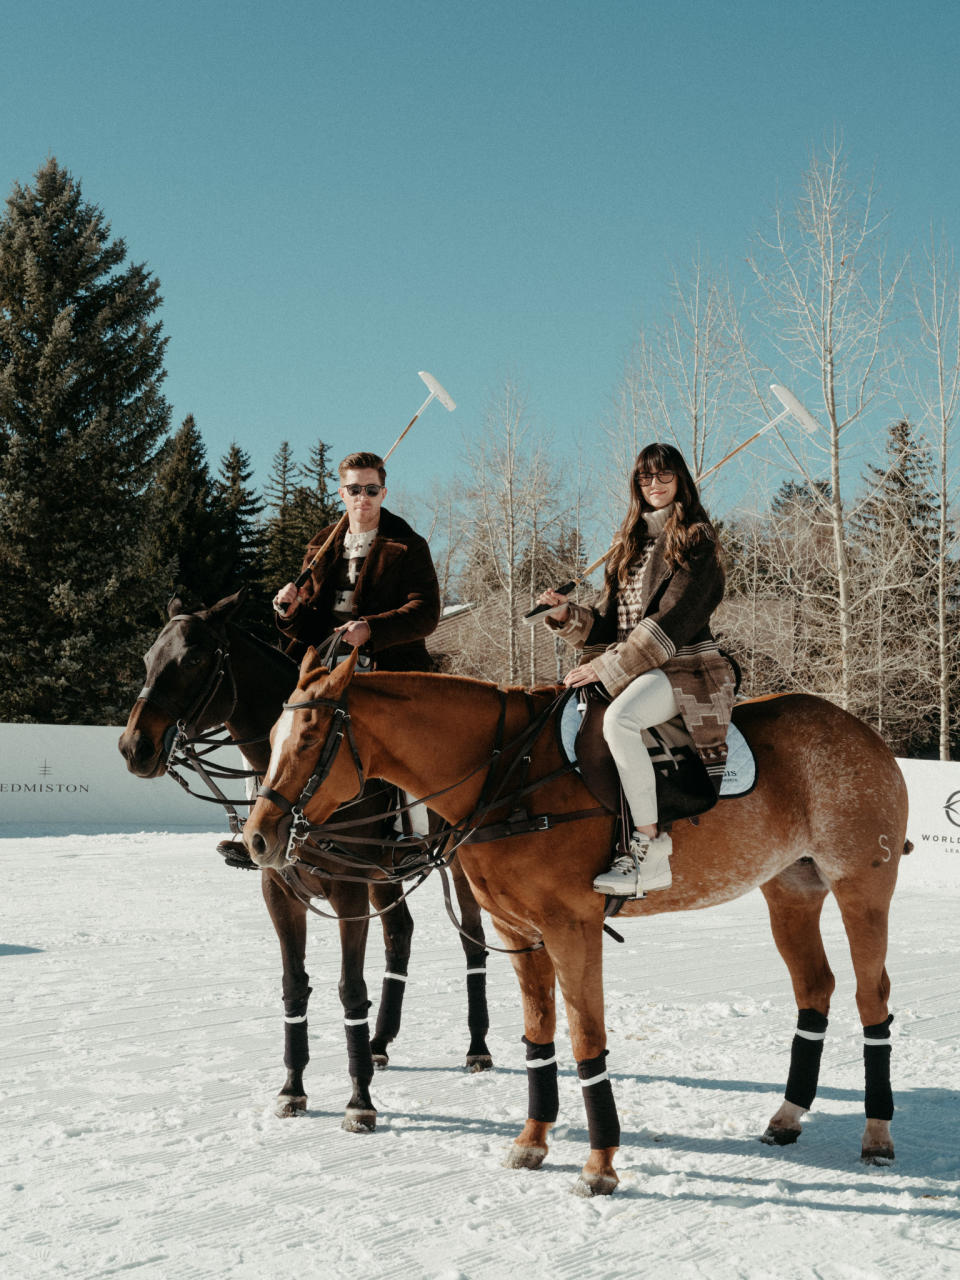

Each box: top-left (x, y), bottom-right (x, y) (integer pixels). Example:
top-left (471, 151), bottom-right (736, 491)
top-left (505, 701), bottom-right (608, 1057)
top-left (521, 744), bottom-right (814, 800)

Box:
top-left (243, 650), bottom-right (908, 1194)
top-left (118, 592), bottom-right (492, 1130)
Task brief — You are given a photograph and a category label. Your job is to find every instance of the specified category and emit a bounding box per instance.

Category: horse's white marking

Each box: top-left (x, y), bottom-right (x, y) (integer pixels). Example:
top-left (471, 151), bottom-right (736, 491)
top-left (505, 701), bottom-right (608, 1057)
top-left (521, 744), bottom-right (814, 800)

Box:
top-left (264, 707), bottom-right (296, 786)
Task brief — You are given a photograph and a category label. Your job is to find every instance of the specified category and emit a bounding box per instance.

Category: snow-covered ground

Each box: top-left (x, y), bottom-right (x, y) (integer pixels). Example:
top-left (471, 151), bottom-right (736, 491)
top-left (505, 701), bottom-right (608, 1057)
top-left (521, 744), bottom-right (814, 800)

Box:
top-left (1, 826), bottom-right (958, 1279)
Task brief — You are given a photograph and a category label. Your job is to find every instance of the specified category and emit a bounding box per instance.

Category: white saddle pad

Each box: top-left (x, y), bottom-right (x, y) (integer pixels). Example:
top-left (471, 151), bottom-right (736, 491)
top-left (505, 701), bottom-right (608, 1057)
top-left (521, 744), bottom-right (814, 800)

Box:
top-left (559, 696), bottom-right (755, 798)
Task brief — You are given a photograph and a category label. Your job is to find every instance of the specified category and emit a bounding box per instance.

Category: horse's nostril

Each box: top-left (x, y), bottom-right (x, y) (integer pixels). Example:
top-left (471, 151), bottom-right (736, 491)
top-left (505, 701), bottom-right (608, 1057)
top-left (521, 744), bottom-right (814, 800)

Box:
top-left (250, 831), bottom-right (266, 859)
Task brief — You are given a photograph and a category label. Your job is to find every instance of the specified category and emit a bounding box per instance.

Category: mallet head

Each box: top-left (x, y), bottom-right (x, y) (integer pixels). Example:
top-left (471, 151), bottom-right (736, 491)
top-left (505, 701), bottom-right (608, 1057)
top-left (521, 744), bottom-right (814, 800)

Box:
top-left (770, 384), bottom-right (820, 434)
top-left (419, 370), bottom-right (456, 412)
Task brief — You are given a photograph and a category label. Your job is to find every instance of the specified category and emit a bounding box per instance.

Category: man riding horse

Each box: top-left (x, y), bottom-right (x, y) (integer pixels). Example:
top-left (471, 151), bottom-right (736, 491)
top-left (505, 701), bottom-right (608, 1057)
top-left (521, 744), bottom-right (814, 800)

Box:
top-left (272, 450), bottom-right (440, 671)
top-left (217, 449), bottom-right (440, 864)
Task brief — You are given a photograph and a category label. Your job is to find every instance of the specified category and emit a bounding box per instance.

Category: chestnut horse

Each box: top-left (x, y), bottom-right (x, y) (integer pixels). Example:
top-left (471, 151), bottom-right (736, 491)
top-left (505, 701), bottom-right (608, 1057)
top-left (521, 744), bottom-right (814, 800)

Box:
top-left (243, 648), bottom-right (908, 1195)
top-left (118, 592), bottom-right (492, 1129)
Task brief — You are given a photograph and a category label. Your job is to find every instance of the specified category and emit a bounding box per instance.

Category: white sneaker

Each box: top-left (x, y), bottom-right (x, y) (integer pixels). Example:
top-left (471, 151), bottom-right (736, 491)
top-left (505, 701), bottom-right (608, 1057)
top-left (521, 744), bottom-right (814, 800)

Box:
top-left (592, 851), bottom-right (641, 896)
top-left (633, 831), bottom-right (672, 891)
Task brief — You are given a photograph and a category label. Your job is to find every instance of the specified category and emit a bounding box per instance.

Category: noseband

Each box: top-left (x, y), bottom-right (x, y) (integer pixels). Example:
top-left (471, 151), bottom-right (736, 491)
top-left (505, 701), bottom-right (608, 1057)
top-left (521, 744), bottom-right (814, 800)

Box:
top-left (257, 693), bottom-right (365, 860)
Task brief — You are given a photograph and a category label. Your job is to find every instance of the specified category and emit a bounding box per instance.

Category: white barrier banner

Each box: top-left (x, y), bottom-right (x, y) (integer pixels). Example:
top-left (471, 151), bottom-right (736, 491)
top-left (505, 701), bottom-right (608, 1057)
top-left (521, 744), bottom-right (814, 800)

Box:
top-left (1, 725), bottom-right (958, 881)
top-left (895, 757), bottom-right (960, 884)
top-left (0, 723), bottom-right (247, 830)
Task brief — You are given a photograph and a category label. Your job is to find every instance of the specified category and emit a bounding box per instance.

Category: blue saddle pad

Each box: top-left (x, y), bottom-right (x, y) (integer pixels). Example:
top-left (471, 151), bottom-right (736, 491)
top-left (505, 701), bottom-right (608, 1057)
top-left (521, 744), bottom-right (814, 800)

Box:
top-left (559, 693), bottom-right (755, 799)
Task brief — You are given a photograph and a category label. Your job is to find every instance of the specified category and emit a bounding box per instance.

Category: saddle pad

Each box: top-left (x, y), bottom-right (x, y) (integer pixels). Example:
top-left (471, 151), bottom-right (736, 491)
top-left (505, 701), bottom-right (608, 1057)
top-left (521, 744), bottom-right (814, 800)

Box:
top-left (558, 694), bottom-right (755, 798)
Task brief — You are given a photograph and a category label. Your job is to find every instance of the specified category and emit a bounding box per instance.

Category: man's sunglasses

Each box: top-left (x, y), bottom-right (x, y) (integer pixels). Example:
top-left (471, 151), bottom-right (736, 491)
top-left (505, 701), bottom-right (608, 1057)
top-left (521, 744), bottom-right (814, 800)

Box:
top-left (637, 470), bottom-right (676, 487)
top-left (343, 483), bottom-right (384, 497)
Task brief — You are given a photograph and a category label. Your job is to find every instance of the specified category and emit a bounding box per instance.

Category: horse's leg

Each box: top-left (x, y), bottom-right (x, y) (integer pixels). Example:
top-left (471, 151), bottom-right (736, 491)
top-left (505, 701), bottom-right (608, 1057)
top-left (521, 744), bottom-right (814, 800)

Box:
top-left (759, 868), bottom-right (835, 1146)
top-left (261, 871), bottom-right (312, 1118)
top-left (497, 926), bottom-right (560, 1172)
top-left (368, 881), bottom-right (412, 1070)
top-left (450, 857), bottom-right (493, 1071)
top-left (328, 880), bottom-right (379, 1133)
top-left (830, 872), bottom-right (898, 1165)
top-left (544, 917), bottom-right (619, 1196)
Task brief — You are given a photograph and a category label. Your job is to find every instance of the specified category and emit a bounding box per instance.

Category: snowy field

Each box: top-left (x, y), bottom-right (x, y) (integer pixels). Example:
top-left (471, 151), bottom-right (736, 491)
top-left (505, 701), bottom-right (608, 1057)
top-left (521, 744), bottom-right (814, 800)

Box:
top-left (2, 826), bottom-right (959, 1280)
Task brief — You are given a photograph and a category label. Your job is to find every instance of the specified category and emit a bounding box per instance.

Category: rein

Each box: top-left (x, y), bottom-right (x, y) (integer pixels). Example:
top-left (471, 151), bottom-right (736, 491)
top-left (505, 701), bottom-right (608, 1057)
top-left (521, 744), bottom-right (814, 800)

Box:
top-left (259, 678), bottom-right (610, 951)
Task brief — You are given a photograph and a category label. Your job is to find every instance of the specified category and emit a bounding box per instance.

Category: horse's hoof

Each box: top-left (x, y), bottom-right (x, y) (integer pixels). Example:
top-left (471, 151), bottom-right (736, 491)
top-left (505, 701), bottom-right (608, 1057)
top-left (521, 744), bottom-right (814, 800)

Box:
top-left (504, 1143), bottom-right (547, 1170)
top-left (342, 1108), bottom-right (377, 1133)
top-left (466, 1053), bottom-right (493, 1073)
top-left (861, 1144), bottom-right (895, 1166)
top-left (371, 1052), bottom-right (389, 1071)
top-left (275, 1095), bottom-right (307, 1118)
top-left (760, 1125), bottom-right (800, 1146)
top-left (572, 1173), bottom-right (618, 1197)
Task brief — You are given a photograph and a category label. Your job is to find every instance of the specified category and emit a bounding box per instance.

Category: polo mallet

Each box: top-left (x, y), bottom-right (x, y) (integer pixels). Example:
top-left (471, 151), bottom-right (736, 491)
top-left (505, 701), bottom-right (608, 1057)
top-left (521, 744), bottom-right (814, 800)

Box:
top-left (274, 370), bottom-right (457, 617)
top-left (524, 383), bottom-right (821, 620)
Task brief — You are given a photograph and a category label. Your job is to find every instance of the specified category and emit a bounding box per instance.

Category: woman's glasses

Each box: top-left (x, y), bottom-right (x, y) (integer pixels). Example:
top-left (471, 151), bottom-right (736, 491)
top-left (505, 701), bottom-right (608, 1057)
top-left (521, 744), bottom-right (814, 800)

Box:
top-left (636, 470), bottom-right (676, 487)
top-left (343, 483), bottom-right (384, 497)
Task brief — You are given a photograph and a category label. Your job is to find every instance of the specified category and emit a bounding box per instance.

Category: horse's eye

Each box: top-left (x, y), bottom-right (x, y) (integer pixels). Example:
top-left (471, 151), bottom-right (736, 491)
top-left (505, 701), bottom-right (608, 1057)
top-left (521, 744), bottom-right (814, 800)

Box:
top-left (181, 650), bottom-right (205, 669)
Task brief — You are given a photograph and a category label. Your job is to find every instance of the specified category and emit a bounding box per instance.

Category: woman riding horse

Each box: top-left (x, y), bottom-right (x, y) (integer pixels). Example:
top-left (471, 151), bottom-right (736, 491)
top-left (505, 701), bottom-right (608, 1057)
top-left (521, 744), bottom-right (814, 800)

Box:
top-left (538, 443), bottom-right (736, 897)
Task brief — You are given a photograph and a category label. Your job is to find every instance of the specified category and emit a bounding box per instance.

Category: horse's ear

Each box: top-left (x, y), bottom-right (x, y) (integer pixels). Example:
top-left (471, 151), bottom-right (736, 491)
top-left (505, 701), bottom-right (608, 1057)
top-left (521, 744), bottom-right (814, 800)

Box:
top-left (203, 588), bottom-right (247, 627)
top-left (167, 595), bottom-right (186, 618)
top-left (299, 646), bottom-right (321, 680)
top-left (326, 648), bottom-right (359, 694)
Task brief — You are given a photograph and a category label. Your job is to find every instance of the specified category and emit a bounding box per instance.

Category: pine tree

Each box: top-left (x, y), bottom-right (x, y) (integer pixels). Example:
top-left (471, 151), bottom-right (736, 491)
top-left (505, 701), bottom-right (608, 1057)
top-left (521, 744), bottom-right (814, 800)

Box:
top-left (0, 158), bottom-right (169, 722)
top-left (259, 438), bottom-right (341, 601)
top-left (216, 441), bottom-right (265, 587)
top-left (853, 420), bottom-right (946, 754)
top-left (143, 414), bottom-right (225, 609)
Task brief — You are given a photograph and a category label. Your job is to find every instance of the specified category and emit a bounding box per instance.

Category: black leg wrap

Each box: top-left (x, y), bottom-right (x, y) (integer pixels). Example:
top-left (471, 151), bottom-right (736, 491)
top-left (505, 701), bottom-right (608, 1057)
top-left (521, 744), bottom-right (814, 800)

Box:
top-left (284, 1018), bottom-right (309, 1071)
top-left (373, 958), bottom-right (408, 1046)
top-left (864, 1014), bottom-right (894, 1120)
top-left (577, 1050), bottom-right (620, 1149)
top-left (522, 1036), bottom-right (559, 1123)
top-left (784, 1007), bottom-right (829, 1111)
top-left (467, 955), bottom-right (490, 1038)
top-left (344, 1002), bottom-right (373, 1086)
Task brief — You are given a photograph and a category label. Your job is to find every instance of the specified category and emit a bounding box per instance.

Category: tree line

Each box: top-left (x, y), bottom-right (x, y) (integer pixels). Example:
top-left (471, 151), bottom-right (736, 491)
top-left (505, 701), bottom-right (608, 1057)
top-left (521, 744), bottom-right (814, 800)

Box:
top-left (2, 152), bottom-right (959, 757)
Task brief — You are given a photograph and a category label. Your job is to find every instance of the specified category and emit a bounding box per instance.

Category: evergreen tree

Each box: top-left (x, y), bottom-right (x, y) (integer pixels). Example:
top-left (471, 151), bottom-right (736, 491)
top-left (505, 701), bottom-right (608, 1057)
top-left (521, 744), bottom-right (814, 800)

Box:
top-left (143, 414), bottom-right (225, 609)
top-left (215, 440), bottom-right (265, 600)
top-left (852, 420), bottom-right (947, 753)
top-left (259, 437), bottom-right (340, 602)
top-left (0, 158), bottom-right (169, 722)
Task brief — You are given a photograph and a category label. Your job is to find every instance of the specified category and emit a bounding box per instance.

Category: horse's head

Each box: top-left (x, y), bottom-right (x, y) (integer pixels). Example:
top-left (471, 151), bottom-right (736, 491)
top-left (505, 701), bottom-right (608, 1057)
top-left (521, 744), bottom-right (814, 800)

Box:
top-left (118, 590), bottom-right (246, 777)
top-left (243, 647), bottom-right (362, 869)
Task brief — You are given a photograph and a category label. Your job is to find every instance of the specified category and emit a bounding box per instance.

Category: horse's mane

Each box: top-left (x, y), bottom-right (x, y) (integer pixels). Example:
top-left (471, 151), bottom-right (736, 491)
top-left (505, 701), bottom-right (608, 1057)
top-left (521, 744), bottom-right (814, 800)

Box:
top-left (229, 622), bottom-right (297, 675)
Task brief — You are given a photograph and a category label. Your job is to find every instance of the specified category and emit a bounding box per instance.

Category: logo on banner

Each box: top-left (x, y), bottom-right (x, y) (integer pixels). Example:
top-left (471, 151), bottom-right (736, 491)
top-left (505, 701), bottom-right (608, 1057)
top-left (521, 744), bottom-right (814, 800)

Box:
top-left (945, 791), bottom-right (960, 829)
top-left (0, 757), bottom-right (90, 794)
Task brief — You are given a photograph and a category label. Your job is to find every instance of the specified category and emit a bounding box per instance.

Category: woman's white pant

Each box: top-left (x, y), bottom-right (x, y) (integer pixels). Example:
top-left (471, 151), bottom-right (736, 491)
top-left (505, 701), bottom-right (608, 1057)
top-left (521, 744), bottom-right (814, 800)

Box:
top-left (601, 668), bottom-right (678, 828)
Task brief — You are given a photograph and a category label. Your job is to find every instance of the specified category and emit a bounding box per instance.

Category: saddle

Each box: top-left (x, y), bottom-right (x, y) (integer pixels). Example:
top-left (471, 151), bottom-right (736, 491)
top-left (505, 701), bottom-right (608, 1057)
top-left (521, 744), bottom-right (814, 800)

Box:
top-left (557, 686), bottom-right (755, 827)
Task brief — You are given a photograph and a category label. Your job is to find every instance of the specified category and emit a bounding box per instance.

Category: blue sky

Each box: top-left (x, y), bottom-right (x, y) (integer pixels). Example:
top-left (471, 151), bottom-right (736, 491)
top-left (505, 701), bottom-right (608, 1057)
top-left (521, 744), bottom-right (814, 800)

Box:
top-left (3, 0), bottom-right (959, 511)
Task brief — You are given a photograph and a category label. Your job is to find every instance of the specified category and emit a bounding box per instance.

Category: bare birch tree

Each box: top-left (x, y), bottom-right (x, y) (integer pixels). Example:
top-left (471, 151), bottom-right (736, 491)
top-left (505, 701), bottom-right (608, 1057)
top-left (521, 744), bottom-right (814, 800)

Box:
top-left (606, 252), bottom-right (746, 490)
top-left (910, 232), bottom-right (960, 758)
top-left (748, 140), bottom-right (903, 709)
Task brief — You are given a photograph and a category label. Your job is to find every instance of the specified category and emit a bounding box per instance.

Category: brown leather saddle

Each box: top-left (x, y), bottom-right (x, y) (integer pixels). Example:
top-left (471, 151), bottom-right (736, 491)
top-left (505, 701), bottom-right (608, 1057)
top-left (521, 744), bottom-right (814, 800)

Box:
top-left (559, 685), bottom-right (718, 826)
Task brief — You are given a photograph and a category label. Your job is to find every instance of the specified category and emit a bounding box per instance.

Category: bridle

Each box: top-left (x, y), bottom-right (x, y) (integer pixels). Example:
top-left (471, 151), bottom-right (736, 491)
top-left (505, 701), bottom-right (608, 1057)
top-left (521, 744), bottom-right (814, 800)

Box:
top-left (256, 692), bottom-right (366, 861)
top-left (137, 628), bottom-right (239, 741)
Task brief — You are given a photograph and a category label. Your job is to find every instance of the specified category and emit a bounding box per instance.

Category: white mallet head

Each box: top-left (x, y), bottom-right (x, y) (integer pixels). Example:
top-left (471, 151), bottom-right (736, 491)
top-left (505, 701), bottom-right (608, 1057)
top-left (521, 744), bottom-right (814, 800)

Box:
top-left (770, 384), bottom-right (820, 434)
top-left (419, 370), bottom-right (456, 412)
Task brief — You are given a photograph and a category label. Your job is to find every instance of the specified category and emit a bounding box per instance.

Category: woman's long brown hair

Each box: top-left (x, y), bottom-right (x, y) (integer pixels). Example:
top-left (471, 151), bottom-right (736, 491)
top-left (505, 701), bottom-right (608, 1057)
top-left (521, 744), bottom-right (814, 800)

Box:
top-left (606, 443), bottom-right (718, 589)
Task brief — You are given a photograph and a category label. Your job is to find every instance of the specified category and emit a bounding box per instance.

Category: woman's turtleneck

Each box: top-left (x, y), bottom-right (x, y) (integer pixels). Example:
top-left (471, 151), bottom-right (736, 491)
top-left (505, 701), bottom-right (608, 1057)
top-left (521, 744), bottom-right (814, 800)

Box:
top-left (642, 503), bottom-right (674, 538)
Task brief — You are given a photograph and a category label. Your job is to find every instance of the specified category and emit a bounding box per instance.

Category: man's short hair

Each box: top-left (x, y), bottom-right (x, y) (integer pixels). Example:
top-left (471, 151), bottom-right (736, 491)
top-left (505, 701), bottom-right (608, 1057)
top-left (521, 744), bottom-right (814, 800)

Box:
top-left (338, 452), bottom-right (386, 485)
